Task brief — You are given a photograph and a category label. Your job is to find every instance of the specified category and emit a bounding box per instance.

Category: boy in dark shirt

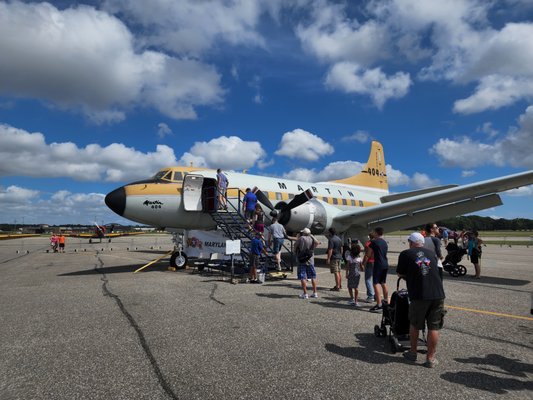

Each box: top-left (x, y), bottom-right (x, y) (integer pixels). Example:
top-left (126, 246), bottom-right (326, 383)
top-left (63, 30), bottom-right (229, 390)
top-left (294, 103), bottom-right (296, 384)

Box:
top-left (397, 232), bottom-right (446, 368)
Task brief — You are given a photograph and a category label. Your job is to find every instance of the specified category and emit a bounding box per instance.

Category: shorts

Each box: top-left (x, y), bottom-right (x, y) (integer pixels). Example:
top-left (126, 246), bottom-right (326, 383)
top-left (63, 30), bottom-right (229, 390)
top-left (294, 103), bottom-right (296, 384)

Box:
top-left (373, 267), bottom-right (388, 285)
top-left (59, 243), bottom-right (65, 248)
top-left (254, 223), bottom-right (264, 233)
top-left (297, 263), bottom-right (317, 280)
top-left (329, 259), bottom-right (341, 273)
top-left (251, 254), bottom-right (260, 268)
top-left (245, 209), bottom-right (255, 220)
top-left (409, 299), bottom-right (446, 330)
top-left (272, 237), bottom-right (284, 253)
top-left (347, 273), bottom-right (361, 289)
top-left (470, 251), bottom-right (480, 264)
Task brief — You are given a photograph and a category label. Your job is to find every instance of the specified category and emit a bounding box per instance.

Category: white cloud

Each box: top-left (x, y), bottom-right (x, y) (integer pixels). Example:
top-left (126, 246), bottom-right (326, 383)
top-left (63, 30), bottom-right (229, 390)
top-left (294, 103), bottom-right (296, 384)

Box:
top-left (0, 187), bottom-right (122, 225)
top-left (342, 131), bottom-right (370, 143)
top-left (432, 105), bottom-right (533, 168)
top-left (453, 75), bottom-right (533, 114)
top-left (386, 164), bottom-right (410, 186)
top-left (157, 123), bottom-right (173, 138)
top-left (179, 136), bottom-right (267, 170)
top-left (0, 185), bottom-right (39, 204)
top-left (410, 172), bottom-right (440, 188)
top-left (504, 185), bottom-right (533, 197)
top-left (325, 62), bottom-right (411, 109)
top-left (0, 124), bottom-right (178, 182)
top-left (296, 4), bottom-right (389, 66)
top-left (461, 170), bottom-right (477, 177)
top-left (275, 129), bottom-right (334, 161)
top-left (0, 2), bottom-right (223, 123)
top-left (104, 0), bottom-right (266, 56)
top-left (282, 161), bottom-right (422, 188)
top-left (476, 122), bottom-right (498, 138)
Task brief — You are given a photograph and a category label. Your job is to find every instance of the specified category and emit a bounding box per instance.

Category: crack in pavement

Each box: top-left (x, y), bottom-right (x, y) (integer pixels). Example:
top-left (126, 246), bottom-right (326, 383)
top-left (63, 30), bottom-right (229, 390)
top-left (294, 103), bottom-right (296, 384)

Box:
top-left (94, 252), bottom-right (179, 400)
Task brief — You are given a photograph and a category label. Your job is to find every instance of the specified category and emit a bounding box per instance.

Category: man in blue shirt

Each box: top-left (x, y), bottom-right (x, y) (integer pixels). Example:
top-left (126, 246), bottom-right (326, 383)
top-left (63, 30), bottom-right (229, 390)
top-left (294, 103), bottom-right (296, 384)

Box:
top-left (242, 188), bottom-right (257, 222)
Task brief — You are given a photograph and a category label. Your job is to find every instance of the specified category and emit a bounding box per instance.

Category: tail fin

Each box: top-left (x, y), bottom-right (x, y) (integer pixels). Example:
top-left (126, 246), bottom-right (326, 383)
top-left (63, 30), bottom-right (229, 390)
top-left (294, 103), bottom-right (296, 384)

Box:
top-left (332, 141), bottom-right (388, 191)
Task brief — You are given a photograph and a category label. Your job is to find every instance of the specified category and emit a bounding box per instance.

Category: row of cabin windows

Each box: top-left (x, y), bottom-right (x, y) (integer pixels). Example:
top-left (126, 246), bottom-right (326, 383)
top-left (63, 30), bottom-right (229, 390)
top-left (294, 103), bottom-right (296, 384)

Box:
top-left (161, 172), bottom-right (367, 207)
top-left (267, 191), bottom-right (364, 207)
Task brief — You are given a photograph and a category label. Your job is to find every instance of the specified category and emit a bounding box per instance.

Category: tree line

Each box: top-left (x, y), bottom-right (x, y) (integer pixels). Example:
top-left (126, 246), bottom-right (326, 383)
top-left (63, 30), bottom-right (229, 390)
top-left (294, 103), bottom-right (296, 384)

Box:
top-left (433, 216), bottom-right (533, 231)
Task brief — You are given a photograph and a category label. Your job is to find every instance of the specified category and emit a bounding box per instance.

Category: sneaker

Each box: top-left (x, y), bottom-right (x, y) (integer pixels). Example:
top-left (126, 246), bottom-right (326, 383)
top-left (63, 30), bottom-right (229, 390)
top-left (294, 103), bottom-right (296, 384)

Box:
top-left (276, 266), bottom-right (282, 272)
top-left (402, 351), bottom-right (417, 362)
top-left (348, 299), bottom-right (356, 305)
top-left (366, 296), bottom-right (375, 303)
top-left (310, 293), bottom-right (318, 298)
top-left (299, 293), bottom-right (309, 299)
top-left (369, 304), bottom-right (383, 313)
top-left (423, 358), bottom-right (438, 368)
top-left (329, 286), bottom-right (340, 292)
top-left (354, 302), bottom-right (361, 308)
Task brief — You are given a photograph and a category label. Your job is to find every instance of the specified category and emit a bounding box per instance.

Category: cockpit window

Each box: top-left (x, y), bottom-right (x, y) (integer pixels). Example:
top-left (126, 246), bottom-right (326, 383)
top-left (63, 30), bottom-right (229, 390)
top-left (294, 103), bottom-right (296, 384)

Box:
top-left (152, 171), bottom-right (168, 180)
top-left (172, 171), bottom-right (184, 182)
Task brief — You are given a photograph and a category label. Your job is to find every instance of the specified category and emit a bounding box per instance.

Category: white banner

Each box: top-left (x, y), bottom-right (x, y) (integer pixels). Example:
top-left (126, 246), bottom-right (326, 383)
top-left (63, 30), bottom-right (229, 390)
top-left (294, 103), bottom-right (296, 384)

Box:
top-left (185, 230), bottom-right (232, 258)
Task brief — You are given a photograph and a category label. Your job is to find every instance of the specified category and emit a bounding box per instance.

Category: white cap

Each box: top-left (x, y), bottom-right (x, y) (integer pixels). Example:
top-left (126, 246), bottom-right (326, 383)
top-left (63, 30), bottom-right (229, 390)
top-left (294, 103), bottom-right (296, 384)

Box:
top-left (301, 228), bottom-right (311, 235)
top-left (407, 232), bottom-right (425, 245)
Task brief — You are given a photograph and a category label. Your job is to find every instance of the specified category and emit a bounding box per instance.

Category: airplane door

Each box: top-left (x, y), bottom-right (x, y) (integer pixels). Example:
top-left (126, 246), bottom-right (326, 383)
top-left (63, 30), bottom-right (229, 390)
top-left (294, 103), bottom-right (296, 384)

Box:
top-left (183, 174), bottom-right (204, 211)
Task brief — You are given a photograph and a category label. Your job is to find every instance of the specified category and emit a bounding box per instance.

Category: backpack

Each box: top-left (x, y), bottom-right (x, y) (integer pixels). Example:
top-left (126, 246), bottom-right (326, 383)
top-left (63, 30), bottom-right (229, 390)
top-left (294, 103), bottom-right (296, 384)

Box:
top-left (298, 248), bottom-right (313, 263)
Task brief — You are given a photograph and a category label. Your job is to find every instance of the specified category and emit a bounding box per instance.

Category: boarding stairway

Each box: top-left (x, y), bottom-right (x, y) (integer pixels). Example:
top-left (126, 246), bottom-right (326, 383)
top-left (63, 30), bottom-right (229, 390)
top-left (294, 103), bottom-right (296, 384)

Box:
top-left (205, 187), bottom-right (293, 273)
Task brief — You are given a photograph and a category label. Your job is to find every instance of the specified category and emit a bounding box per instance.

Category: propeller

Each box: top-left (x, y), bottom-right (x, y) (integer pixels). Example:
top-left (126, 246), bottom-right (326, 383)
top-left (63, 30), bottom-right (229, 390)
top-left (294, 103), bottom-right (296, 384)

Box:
top-left (253, 187), bottom-right (274, 211)
top-left (253, 187), bottom-right (314, 224)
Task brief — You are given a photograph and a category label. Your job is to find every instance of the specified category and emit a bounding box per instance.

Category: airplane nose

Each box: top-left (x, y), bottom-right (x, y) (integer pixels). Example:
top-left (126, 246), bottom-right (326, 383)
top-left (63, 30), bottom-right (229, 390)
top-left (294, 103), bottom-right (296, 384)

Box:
top-left (105, 187), bottom-right (126, 216)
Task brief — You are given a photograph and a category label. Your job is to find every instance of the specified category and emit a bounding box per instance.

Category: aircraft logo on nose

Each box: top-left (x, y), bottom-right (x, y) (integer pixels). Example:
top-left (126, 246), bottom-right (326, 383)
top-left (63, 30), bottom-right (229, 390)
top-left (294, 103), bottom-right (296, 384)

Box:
top-left (143, 200), bottom-right (163, 209)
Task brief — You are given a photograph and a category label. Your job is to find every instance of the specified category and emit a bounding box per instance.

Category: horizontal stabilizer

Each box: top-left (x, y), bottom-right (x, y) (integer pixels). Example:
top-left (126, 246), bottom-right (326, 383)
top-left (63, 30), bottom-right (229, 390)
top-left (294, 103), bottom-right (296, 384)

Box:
top-left (380, 185), bottom-right (458, 203)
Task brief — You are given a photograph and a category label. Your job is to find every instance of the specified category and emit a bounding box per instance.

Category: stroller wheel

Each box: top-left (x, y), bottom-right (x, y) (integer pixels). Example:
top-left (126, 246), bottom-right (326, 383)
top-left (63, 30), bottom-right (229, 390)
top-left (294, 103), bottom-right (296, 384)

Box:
top-left (374, 325), bottom-right (382, 337)
top-left (457, 265), bottom-right (467, 276)
top-left (449, 267), bottom-right (460, 277)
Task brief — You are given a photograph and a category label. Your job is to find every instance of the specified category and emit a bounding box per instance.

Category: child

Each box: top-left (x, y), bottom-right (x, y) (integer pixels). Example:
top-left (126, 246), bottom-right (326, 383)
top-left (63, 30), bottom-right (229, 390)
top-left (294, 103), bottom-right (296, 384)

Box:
top-left (249, 232), bottom-right (266, 283)
top-left (346, 243), bottom-right (363, 307)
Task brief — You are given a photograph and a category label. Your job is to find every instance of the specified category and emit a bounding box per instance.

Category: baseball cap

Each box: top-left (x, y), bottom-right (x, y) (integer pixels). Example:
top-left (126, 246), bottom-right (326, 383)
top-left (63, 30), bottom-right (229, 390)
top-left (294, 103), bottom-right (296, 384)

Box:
top-left (407, 232), bottom-right (425, 245)
top-left (301, 228), bottom-right (311, 235)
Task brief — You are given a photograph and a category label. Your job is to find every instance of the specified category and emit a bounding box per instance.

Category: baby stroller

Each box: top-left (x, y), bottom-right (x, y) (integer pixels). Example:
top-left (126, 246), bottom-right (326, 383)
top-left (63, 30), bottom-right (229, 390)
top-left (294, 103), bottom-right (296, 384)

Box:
top-left (443, 243), bottom-right (467, 277)
top-left (374, 278), bottom-right (426, 353)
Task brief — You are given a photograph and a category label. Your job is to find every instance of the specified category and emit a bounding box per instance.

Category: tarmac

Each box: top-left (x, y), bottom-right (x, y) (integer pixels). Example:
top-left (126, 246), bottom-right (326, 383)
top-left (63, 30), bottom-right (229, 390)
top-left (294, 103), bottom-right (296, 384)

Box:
top-left (0, 234), bottom-right (532, 400)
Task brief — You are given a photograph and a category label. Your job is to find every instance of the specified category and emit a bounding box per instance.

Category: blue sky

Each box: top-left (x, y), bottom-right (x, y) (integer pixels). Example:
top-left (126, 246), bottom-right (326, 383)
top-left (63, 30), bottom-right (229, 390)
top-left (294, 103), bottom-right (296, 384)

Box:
top-left (1, 0), bottom-right (533, 225)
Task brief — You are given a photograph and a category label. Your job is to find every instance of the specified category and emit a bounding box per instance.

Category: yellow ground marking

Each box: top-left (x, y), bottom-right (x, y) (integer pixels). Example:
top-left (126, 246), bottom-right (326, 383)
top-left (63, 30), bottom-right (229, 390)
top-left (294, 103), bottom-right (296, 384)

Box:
top-left (446, 305), bottom-right (533, 321)
top-left (134, 250), bottom-right (174, 273)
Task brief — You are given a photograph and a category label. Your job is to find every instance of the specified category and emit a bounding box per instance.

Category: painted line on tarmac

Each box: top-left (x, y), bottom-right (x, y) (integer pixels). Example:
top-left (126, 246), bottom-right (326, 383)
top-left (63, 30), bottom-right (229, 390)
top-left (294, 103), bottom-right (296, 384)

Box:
top-left (447, 305), bottom-right (533, 321)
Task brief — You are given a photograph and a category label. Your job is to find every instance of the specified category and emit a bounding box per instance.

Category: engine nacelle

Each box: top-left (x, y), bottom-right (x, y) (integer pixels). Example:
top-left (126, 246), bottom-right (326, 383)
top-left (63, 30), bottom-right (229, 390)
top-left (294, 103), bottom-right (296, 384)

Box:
top-left (278, 199), bottom-right (328, 234)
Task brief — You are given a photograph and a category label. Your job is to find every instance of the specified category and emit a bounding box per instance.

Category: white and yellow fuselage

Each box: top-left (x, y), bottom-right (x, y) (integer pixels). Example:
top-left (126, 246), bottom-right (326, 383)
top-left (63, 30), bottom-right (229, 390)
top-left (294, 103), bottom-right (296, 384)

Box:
top-left (105, 142), bottom-right (388, 234)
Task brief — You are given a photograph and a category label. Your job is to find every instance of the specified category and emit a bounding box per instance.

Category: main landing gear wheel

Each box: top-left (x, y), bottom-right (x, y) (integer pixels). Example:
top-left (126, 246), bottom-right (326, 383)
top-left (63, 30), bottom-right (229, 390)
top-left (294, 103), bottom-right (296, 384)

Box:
top-left (170, 251), bottom-right (188, 269)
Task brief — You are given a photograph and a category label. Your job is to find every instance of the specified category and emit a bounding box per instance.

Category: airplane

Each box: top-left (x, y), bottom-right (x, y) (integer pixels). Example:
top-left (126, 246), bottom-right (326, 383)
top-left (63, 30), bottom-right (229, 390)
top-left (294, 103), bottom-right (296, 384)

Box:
top-left (104, 141), bottom-right (533, 268)
top-left (70, 222), bottom-right (144, 243)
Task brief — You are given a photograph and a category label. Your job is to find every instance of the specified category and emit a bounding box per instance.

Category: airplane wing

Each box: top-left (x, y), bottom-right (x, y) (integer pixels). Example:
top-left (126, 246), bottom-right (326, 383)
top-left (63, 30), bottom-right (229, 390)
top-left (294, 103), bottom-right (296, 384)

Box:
top-left (333, 170), bottom-right (533, 232)
top-left (70, 232), bottom-right (145, 239)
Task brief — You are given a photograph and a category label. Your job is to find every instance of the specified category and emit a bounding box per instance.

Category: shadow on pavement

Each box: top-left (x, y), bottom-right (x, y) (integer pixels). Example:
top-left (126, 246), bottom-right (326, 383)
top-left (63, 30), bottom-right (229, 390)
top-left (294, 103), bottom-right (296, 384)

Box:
top-left (325, 333), bottom-right (408, 365)
top-left (440, 354), bottom-right (533, 394)
top-left (58, 263), bottom-right (169, 275)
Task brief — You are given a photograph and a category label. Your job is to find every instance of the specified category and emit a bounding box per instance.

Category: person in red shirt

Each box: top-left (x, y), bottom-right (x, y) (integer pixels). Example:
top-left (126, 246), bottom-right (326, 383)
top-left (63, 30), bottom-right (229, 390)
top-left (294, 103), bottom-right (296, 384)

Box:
top-left (364, 232), bottom-right (375, 302)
